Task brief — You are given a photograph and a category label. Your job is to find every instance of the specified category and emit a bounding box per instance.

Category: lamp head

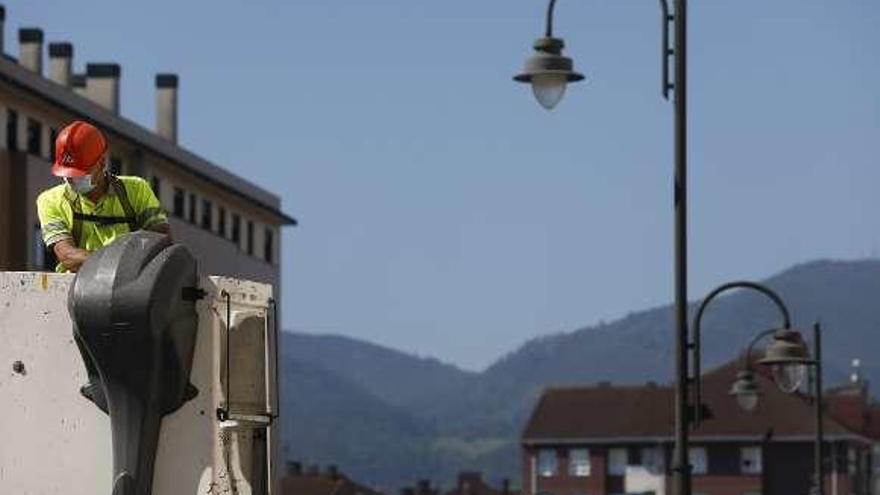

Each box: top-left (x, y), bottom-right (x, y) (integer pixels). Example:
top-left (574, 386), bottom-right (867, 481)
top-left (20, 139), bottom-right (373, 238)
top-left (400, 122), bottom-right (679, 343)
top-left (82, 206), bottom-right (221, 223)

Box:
top-left (758, 328), bottom-right (813, 393)
top-left (513, 37), bottom-right (584, 110)
top-left (729, 370), bottom-right (761, 412)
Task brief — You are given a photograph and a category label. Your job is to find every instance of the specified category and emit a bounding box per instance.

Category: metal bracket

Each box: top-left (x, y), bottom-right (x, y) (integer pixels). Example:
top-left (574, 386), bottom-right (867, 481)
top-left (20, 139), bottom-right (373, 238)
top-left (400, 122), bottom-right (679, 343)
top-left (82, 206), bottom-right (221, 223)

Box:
top-left (217, 290), bottom-right (232, 422)
top-left (215, 290), bottom-right (279, 427)
top-left (660, 0), bottom-right (674, 100)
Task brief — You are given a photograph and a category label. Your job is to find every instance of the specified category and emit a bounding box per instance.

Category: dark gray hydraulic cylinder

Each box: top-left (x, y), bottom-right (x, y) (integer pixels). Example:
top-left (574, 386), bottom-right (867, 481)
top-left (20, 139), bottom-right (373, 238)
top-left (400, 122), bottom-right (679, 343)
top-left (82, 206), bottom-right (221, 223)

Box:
top-left (68, 231), bottom-right (199, 495)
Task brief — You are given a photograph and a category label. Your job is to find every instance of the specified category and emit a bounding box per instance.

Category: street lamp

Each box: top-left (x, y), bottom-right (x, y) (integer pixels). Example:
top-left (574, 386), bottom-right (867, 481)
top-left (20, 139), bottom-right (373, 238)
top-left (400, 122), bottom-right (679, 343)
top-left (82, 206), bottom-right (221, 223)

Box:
top-left (691, 281), bottom-right (795, 424)
top-left (739, 323), bottom-right (825, 495)
top-left (512, 0), bottom-right (584, 110)
top-left (690, 280), bottom-right (824, 495)
top-left (728, 370), bottom-right (760, 412)
top-left (513, 1), bottom-right (692, 493)
top-left (513, 37), bottom-right (584, 110)
top-left (759, 328), bottom-right (812, 393)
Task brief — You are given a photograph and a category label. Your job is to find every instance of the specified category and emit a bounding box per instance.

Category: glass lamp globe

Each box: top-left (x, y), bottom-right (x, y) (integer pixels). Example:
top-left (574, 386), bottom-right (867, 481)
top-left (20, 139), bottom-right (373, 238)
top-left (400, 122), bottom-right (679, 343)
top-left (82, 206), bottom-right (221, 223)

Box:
top-left (771, 363), bottom-right (807, 393)
top-left (735, 391), bottom-right (759, 412)
top-left (729, 370), bottom-right (761, 412)
top-left (531, 73), bottom-right (568, 110)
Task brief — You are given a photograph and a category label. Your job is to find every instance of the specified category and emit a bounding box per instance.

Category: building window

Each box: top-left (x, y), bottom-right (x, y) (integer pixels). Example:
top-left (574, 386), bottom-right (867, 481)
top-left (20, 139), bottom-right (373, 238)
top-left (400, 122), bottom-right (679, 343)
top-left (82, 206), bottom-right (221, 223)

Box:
top-left (848, 447), bottom-right (857, 475)
top-left (173, 187), bottom-right (185, 218)
top-left (642, 446), bottom-right (664, 472)
top-left (188, 193), bottom-right (197, 224)
top-left (218, 207), bottom-right (227, 237)
top-left (537, 449), bottom-right (557, 477)
top-left (109, 156), bottom-right (123, 175)
top-left (231, 214), bottom-right (241, 245)
top-left (568, 448), bottom-right (590, 477)
top-left (26, 118), bottom-right (42, 155)
top-left (740, 446), bottom-right (762, 474)
top-left (689, 447), bottom-right (707, 475)
top-left (49, 127), bottom-right (57, 160)
top-left (201, 199), bottom-right (213, 230)
top-left (6, 109), bottom-right (19, 151)
top-left (264, 227), bottom-right (274, 264)
top-left (608, 448), bottom-right (627, 476)
top-left (246, 220), bottom-right (254, 255)
top-left (151, 175), bottom-right (161, 199)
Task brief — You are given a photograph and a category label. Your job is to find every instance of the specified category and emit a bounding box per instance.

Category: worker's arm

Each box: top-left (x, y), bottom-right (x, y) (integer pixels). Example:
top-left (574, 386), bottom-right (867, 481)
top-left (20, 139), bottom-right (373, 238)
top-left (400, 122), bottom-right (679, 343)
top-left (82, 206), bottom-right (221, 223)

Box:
top-left (52, 239), bottom-right (90, 273)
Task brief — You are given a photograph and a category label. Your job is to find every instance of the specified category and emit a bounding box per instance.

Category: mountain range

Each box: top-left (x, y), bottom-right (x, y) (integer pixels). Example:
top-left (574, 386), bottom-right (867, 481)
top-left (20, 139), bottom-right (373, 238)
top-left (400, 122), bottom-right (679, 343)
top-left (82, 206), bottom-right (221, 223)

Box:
top-left (279, 259), bottom-right (880, 492)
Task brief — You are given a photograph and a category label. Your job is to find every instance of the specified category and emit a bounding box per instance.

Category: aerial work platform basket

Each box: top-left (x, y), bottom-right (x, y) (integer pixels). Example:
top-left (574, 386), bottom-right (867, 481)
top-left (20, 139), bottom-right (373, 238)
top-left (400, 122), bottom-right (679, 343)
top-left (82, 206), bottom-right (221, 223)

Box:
top-left (0, 232), bottom-right (281, 495)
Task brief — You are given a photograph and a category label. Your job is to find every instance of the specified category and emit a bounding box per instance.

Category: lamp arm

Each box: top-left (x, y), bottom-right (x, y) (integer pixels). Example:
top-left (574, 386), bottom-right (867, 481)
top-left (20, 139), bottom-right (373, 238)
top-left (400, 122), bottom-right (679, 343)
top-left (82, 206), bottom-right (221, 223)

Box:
top-left (545, 0), bottom-right (558, 38)
top-left (691, 281), bottom-right (792, 427)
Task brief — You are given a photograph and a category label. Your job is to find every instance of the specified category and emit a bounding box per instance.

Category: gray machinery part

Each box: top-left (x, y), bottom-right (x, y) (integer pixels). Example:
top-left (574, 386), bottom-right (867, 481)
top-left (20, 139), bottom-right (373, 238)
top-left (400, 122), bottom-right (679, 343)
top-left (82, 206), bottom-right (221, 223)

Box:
top-left (68, 232), bottom-right (200, 495)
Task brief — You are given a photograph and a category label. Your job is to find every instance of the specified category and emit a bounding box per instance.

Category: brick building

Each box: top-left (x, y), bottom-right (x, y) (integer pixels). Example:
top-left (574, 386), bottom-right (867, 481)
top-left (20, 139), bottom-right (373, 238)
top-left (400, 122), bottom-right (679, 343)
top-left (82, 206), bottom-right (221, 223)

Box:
top-left (521, 359), bottom-right (876, 495)
top-left (0, 4), bottom-right (296, 288)
top-left (824, 365), bottom-right (880, 495)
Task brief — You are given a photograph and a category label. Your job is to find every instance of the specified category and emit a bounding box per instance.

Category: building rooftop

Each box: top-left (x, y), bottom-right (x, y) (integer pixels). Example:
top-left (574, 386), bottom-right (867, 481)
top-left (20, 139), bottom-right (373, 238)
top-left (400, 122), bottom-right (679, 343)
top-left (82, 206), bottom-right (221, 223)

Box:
top-left (523, 358), bottom-right (868, 444)
top-left (0, 52), bottom-right (296, 225)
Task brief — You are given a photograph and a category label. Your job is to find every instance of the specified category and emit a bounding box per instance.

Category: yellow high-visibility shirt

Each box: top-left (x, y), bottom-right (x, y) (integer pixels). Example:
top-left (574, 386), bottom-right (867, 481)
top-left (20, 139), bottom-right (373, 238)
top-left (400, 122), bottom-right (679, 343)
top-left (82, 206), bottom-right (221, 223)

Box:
top-left (36, 176), bottom-right (168, 272)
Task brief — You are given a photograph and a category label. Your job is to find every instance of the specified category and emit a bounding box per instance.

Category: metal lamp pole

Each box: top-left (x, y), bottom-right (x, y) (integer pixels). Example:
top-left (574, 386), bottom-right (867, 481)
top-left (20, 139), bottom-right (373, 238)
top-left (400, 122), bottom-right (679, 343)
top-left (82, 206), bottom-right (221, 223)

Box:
top-left (670, 3), bottom-right (690, 495)
top-left (812, 322), bottom-right (825, 495)
top-left (513, 1), bottom-right (690, 493)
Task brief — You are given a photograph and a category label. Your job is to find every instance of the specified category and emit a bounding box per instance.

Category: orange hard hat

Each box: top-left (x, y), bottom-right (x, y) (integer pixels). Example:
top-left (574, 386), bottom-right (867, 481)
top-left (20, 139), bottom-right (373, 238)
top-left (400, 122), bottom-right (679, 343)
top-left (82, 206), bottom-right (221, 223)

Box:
top-left (51, 121), bottom-right (108, 178)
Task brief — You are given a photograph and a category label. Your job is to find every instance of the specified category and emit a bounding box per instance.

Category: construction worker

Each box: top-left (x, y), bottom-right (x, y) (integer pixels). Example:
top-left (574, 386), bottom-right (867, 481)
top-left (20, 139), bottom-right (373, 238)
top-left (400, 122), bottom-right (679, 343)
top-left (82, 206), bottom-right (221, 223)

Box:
top-left (36, 120), bottom-right (170, 273)
top-left (37, 120), bottom-right (172, 411)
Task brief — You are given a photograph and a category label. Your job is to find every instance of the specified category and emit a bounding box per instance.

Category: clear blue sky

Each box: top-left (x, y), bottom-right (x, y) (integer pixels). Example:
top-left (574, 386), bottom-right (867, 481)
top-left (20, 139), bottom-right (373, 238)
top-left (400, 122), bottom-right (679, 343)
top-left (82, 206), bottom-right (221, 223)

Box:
top-left (10, 1), bottom-right (879, 371)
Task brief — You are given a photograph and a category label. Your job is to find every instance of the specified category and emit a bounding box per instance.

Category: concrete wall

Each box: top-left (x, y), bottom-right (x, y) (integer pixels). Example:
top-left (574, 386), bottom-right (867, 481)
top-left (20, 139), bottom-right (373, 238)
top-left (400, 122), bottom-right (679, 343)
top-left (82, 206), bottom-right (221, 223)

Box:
top-left (0, 272), bottom-right (281, 495)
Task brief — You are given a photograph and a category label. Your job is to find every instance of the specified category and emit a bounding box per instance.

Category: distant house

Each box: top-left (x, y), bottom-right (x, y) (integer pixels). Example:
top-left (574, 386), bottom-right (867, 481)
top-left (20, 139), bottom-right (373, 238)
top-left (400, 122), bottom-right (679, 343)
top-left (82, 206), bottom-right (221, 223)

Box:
top-left (824, 368), bottom-right (880, 495)
top-left (521, 359), bottom-right (877, 495)
top-left (400, 471), bottom-right (516, 495)
top-left (281, 463), bottom-right (384, 495)
top-left (442, 472), bottom-right (516, 495)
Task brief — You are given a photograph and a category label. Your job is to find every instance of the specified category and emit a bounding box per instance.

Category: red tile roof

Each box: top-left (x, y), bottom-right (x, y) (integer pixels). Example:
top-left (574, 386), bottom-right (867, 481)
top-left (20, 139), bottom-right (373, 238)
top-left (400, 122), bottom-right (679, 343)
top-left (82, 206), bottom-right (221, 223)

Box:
top-left (523, 358), bottom-right (866, 444)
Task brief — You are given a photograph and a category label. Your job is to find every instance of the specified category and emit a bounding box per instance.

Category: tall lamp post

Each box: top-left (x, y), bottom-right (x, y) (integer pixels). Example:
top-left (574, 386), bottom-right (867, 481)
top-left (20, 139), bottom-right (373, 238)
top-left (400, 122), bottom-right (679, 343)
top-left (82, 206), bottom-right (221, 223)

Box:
top-left (513, 1), bottom-right (692, 493)
top-left (691, 281), bottom-right (824, 495)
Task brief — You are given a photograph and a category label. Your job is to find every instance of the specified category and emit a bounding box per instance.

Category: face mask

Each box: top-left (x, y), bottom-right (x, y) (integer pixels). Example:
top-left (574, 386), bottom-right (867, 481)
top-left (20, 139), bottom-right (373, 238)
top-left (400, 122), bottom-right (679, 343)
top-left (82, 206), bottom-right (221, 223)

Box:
top-left (66, 175), bottom-right (96, 194)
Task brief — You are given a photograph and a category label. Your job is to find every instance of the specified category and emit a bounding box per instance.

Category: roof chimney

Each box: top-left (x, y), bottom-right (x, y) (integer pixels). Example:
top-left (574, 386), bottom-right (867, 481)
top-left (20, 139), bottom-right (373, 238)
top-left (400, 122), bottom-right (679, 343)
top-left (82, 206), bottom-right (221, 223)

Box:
top-left (48, 42), bottom-right (73, 87)
top-left (18, 28), bottom-right (43, 74)
top-left (85, 63), bottom-right (120, 113)
top-left (155, 73), bottom-right (178, 142)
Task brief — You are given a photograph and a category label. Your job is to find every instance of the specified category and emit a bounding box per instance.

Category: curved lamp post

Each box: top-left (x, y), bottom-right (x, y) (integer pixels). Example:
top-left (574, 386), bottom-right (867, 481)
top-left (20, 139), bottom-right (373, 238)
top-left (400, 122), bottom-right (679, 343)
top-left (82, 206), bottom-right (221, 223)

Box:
top-left (513, 2), bottom-right (692, 493)
top-left (691, 281), bottom-right (823, 495)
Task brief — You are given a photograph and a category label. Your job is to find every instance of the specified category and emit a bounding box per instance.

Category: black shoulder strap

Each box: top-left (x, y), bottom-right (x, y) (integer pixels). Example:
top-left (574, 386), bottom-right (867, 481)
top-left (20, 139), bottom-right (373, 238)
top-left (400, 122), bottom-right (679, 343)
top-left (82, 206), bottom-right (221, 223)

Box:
top-left (109, 176), bottom-right (139, 232)
top-left (71, 195), bottom-right (83, 248)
